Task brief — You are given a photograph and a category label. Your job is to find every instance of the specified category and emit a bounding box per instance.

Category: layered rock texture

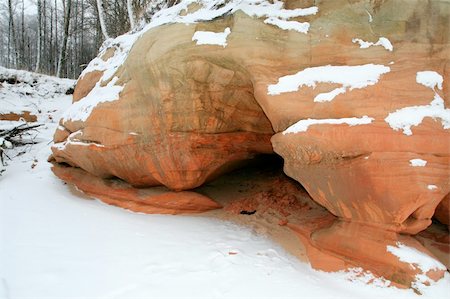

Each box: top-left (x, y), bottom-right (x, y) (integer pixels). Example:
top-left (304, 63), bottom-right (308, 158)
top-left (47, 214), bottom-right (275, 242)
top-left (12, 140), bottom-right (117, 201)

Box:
top-left (50, 0), bottom-right (450, 290)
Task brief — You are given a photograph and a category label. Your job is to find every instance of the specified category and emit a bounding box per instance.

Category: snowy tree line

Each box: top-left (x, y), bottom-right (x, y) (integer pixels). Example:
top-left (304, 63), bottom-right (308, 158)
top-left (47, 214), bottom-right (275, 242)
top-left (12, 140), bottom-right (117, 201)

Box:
top-left (0, 0), bottom-right (175, 79)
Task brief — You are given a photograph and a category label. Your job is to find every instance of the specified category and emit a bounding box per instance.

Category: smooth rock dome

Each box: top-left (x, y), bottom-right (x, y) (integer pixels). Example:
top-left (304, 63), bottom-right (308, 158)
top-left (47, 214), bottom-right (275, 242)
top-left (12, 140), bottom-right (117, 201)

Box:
top-left (49, 0), bottom-right (450, 290)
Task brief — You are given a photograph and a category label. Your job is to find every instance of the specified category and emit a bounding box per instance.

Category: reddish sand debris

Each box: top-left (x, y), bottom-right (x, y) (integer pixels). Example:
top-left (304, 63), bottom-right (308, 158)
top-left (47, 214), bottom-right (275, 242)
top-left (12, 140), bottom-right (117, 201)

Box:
top-left (278, 219), bottom-right (288, 226)
top-left (224, 177), bottom-right (311, 217)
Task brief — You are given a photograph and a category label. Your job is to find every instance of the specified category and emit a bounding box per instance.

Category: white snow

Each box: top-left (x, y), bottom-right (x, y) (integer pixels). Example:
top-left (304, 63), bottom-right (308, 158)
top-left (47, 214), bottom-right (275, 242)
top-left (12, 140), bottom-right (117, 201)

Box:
top-left (267, 64), bottom-right (390, 103)
top-left (54, 130), bottom-right (105, 151)
top-left (62, 77), bottom-right (124, 122)
top-left (0, 66), bottom-right (74, 116)
top-left (237, 2), bottom-right (318, 18)
top-left (283, 116), bottom-right (374, 134)
top-left (192, 27), bottom-right (231, 47)
top-left (387, 242), bottom-right (446, 293)
top-left (377, 37), bottom-right (394, 51)
top-left (264, 17), bottom-right (310, 34)
top-left (427, 185), bottom-right (437, 190)
top-left (1, 71), bottom-right (449, 299)
top-left (352, 37), bottom-right (393, 51)
top-left (386, 242), bottom-right (447, 292)
top-left (409, 159), bottom-right (427, 167)
top-left (235, 0), bottom-right (318, 35)
top-left (0, 138), bottom-right (12, 149)
top-left (313, 86), bottom-right (347, 102)
top-left (387, 242), bottom-right (446, 272)
top-left (416, 71), bottom-right (443, 90)
top-left (365, 10), bottom-right (373, 23)
top-left (343, 268), bottom-right (390, 288)
top-left (384, 71), bottom-right (449, 136)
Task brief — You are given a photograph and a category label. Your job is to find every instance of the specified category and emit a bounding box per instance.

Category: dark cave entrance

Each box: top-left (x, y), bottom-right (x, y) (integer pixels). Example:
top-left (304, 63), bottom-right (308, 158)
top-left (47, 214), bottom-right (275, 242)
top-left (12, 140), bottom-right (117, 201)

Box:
top-left (195, 154), bottom-right (319, 218)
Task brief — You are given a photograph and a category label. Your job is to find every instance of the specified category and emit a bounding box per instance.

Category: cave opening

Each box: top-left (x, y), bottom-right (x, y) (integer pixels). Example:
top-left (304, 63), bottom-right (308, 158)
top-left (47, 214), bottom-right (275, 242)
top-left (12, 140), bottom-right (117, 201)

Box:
top-left (195, 153), bottom-right (322, 219)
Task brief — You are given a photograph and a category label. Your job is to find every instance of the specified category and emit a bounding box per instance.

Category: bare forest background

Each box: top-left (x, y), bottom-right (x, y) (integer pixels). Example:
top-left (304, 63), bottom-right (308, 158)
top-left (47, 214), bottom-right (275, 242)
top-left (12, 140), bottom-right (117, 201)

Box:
top-left (0, 0), bottom-right (177, 78)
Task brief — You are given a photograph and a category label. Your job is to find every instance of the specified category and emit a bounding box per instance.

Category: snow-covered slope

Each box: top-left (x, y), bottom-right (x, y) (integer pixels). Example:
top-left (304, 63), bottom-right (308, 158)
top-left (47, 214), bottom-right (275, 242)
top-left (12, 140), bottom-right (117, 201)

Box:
top-left (0, 66), bottom-right (74, 117)
top-left (1, 71), bottom-right (449, 299)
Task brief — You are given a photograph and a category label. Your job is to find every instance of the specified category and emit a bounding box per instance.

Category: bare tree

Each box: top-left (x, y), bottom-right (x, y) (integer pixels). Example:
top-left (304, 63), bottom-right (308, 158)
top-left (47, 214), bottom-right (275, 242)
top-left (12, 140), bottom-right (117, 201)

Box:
top-left (96, 0), bottom-right (109, 39)
top-left (7, 0), bottom-right (19, 68)
top-left (35, 0), bottom-right (42, 72)
top-left (0, 0), bottom-right (176, 78)
top-left (57, 0), bottom-right (72, 77)
top-left (20, 0), bottom-right (25, 68)
top-left (127, 0), bottom-right (135, 30)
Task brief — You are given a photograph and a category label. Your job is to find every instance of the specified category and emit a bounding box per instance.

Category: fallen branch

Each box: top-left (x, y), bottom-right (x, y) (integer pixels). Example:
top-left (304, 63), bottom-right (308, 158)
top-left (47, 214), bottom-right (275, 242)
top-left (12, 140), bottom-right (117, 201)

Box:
top-left (0, 123), bottom-right (43, 146)
top-left (0, 123), bottom-right (43, 173)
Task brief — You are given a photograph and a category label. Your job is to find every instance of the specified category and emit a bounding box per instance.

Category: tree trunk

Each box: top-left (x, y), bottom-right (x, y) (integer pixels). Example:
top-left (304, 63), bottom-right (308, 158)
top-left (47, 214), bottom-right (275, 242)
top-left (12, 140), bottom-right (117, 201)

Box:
top-left (49, 6), bottom-right (53, 74)
top-left (96, 0), bottom-right (109, 40)
top-left (8, 0), bottom-right (19, 68)
top-left (35, 0), bottom-right (42, 72)
top-left (127, 0), bottom-right (135, 30)
top-left (57, 0), bottom-right (72, 78)
top-left (80, 0), bottom-right (85, 67)
top-left (54, 0), bottom-right (58, 75)
top-left (21, 0), bottom-right (25, 69)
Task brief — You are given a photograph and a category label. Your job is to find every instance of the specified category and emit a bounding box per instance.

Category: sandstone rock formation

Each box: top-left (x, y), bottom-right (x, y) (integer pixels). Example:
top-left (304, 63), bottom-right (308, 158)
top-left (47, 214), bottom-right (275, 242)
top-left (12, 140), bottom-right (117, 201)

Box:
top-left (53, 163), bottom-right (222, 214)
top-left (50, 0), bottom-right (450, 290)
top-left (0, 111), bottom-right (37, 122)
top-left (435, 193), bottom-right (450, 226)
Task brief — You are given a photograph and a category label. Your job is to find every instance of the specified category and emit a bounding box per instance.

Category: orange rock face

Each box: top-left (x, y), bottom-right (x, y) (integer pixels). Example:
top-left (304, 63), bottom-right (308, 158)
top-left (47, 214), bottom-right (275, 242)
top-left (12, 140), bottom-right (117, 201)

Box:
top-left (289, 219), bottom-right (446, 289)
top-left (272, 127), bottom-right (450, 234)
top-left (52, 163), bottom-right (222, 214)
top-left (50, 0), bottom-right (450, 289)
top-left (0, 111), bottom-right (37, 122)
top-left (435, 194), bottom-right (450, 226)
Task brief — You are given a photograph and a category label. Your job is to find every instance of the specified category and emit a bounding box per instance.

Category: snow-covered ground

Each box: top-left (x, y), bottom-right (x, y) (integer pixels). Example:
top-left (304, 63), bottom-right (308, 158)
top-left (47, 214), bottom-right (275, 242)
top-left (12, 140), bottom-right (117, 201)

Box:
top-left (1, 71), bottom-right (450, 298)
top-left (0, 66), bottom-right (74, 117)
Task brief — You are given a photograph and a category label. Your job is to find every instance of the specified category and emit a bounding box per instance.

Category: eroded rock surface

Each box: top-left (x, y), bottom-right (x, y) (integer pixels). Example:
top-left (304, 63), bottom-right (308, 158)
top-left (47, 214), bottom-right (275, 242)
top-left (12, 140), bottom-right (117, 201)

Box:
top-left (0, 111), bottom-right (37, 122)
top-left (53, 163), bottom-right (222, 214)
top-left (50, 0), bottom-right (450, 290)
top-left (435, 193), bottom-right (450, 226)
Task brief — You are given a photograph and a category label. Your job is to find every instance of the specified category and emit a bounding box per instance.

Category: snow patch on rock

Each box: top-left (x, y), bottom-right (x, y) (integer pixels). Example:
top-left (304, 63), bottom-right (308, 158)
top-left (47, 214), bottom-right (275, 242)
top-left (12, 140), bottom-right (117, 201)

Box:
top-left (313, 87), bottom-right (347, 102)
top-left (352, 37), bottom-right (393, 51)
top-left (365, 10), bottom-right (373, 23)
top-left (387, 242), bottom-right (446, 292)
top-left (62, 77), bottom-right (124, 122)
top-left (54, 130), bottom-right (105, 151)
top-left (237, 0), bottom-right (318, 34)
top-left (264, 17), bottom-right (310, 33)
top-left (384, 71), bottom-right (449, 136)
top-left (387, 242), bottom-right (446, 273)
top-left (267, 64), bottom-right (390, 103)
top-left (283, 115), bottom-right (373, 134)
top-left (416, 71), bottom-right (443, 90)
top-left (192, 27), bottom-right (231, 47)
top-left (409, 159), bottom-right (427, 167)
